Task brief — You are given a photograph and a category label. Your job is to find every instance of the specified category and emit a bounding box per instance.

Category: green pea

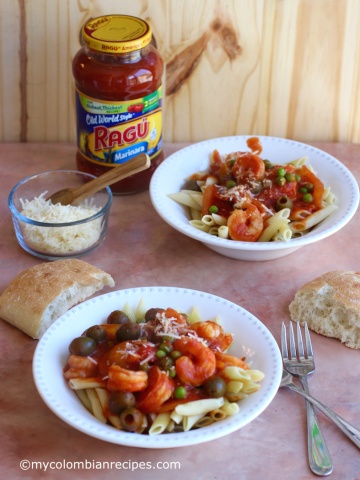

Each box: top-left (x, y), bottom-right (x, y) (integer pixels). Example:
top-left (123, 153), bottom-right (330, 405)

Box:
top-left (303, 193), bottom-right (313, 203)
top-left (209, 205), bottom-right (218, 214)
top-left (159, 340), bottom-right (173, 354)
top-left (163, 335), bottom-right (175, 342)
top-left (168, 368), bottom-right (177, 378)
top-left (226, 180), bottom-right (236, 189)
top-left (299, 186), bottom-right (308, 194)
top-left (160, 357), bottom-right (173, 371)
top-left (285, 172), bottom-right (296, 182)
top-left (275, 177), bottom-right (286, 186)
top-left (170, 350), bottom-right (182, 360)
top-left (229, 158), bottom-right (236, 167)
top-left (174, 386), bottom-right (187, 399)
top-left (155, 349), bottom-right (166, 359)
top-left (276, 167), bottom-right (286, 177)
top-left (295, 174), bottom-right (301, 182)
top-left (304, 182), bottom-right (314, 191)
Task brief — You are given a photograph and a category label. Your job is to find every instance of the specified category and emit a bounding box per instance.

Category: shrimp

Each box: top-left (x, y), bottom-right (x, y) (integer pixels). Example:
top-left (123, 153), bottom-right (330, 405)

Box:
top-left (173, 337), bottom-right (216, 387)
top-left (230, 152), bottom-right (265, 181)
top-left (227, 204), bottom-right (263, 241)
top-left (98, 341), bottom-right (156, 376)
top-left (63, 354), bottom-right (98, 379)
top-left (107, 365), bottom-right (148, 392)
top-left (136, 366), bottom-right (175, 413)
top-left (215, 352), bottom-right (249, 370)
top-left (190, 321), bottom-right (233, 352)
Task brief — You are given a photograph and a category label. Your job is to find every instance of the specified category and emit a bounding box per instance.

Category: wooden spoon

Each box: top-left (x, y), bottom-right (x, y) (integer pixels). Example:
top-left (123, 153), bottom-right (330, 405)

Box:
top-left (47, 153), bottom-right (150, 205)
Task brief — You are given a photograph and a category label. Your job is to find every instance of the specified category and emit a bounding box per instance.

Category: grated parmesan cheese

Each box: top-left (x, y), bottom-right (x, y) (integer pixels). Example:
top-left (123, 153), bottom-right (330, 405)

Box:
top-left (20, 192), bottom-right (103, 254)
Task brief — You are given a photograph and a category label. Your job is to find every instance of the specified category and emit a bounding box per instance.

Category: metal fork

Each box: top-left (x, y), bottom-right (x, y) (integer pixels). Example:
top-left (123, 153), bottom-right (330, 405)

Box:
top-left (281, 321), bottom-right (333, 476)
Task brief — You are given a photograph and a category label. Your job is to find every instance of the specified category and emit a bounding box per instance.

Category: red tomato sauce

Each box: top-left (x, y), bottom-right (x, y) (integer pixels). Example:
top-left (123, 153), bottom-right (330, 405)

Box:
top-left (73, 15), bottom-right (164, 194)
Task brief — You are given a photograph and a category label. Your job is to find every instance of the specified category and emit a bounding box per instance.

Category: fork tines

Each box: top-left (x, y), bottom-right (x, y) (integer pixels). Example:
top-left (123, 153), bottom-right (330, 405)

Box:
top-left (281, 321), bottom-right (314, 363)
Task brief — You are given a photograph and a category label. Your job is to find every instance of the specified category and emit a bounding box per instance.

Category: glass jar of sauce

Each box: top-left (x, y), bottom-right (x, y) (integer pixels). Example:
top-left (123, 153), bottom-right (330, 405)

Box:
top-left (73, 15), bottom-right (164, 194)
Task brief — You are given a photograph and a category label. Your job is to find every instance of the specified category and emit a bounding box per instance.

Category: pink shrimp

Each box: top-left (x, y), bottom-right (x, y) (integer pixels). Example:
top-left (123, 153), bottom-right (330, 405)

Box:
top-left (190, 321), bottom-right (233, 352)
top-left (63, 355), bottom-right (98, 379)
top-left (107, 365), bottom-right (148, 392)
top-left (230, 152), bottom-right (265, 181)
top-left (173, 337), bottom-right (216, 387)
top-left (215, 351), bottom-right (249, 371)
top-left (227, 204), bottom-right (264, 241)
top-left (136, 366), bottom-right (175, 413)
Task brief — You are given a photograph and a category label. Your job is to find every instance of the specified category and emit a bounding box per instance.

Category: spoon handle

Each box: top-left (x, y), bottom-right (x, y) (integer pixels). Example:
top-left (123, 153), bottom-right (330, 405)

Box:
top-left (286, 381), bottom-right (360, 449)
top-left (72, 153), bottom-right (150, 204)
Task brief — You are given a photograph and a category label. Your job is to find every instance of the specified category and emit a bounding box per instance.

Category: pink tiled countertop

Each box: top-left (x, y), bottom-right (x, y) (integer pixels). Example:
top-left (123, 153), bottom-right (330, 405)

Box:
top-left (0, 142), bottom-right (359, 480)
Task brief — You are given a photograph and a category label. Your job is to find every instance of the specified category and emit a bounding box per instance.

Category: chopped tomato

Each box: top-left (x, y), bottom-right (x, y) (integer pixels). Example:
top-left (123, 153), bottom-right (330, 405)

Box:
top-left (257, 181), bottom-right (297, 210)
top-left (201, 184), bottom-right (233, 217)
top-left (209, 149), bottom-right (232, 184)
top-left (298, 165), bottom-right (324, 208)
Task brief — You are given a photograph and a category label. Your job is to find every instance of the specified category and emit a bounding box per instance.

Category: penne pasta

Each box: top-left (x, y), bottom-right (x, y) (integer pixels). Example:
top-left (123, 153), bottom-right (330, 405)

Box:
top-left (209, 409), bottom-right (227, 421)
top-left (226, 380), bottom-right (244, 394)
top-left (193, 415), bottom-right (214, 428)
top-left (69, 377), bottom-right (106, 390)
top-left (183, 413), bottom-right (205, 431)
top-left (175, 397), bottom-right (224, 416)
top-left (86, 388), bottom-right (107, 423)
top-left (190, 207), bottom-right (202, 221)
top-left (135, 297), bottom-right (147, 323)
top-left (222, 366), bottom-right (251, 381)
top-left (167, 192), bottom-right (201, 210)
top-left (291, 204), bottom-right (338, 232)
top-left (218, 225), bottom-right (229, 239)
top-left (149, 412), bottom-right (171, 435)
top-left (74, 388), bottom-right (92, 411)
top-left (189, 219), bottom-right (211, 232)
top-left (208, 226), bottom-right (219, 236)
top-left (248, 369), bottom-right (266, 382)
top-left (122, 302), bottom-right (136, 323)
top-left (187, 306), bottom-right (203, 325)
top-left (190, 192), bottom-right (204, 207)
top-left (211, 213), bottom-right (227, 226)
top-left (202, 214), bottom-right (216, 226)
top-left (221, 400), bottom-right (240, 416)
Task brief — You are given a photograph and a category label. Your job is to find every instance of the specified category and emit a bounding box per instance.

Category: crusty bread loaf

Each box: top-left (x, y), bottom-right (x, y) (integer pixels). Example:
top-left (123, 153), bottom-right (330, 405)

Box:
top-left (289, 270), bottom-right (360, 349)
top-left (0, 259), bottom-right (115, 339)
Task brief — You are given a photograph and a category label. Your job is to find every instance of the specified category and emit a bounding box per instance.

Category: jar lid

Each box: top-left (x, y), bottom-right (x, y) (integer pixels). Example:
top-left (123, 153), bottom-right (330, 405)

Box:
top-left (82, 15), bottom-right (152, 53)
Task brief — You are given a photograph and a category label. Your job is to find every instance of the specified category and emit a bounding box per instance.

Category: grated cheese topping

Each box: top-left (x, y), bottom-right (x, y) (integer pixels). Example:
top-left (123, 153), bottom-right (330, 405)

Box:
top-left (19, 192), bottom-right (102, 254)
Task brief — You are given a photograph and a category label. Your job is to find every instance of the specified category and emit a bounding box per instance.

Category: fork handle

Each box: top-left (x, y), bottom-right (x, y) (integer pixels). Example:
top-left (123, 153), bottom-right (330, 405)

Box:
top-left (287, 382), bottom-right (360, 449)
top-left (299, 377), bottom-right (333, 476)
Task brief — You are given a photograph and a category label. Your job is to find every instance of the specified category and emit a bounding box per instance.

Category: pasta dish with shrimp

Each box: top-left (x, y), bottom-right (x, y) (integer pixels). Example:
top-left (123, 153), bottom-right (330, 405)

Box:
top-left (168, 137), bottom-right (337, 242)
top-left (63, 299), bottom-right (264, 435)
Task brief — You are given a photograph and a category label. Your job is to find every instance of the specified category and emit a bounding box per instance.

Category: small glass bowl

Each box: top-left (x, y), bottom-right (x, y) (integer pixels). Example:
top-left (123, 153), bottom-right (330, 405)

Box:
top-left (8, 170), bottom-right (112, 261)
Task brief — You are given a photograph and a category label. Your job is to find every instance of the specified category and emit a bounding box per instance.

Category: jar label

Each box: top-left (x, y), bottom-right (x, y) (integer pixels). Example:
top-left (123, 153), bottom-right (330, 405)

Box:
top-left (75, 87), bottom-right (163, 165)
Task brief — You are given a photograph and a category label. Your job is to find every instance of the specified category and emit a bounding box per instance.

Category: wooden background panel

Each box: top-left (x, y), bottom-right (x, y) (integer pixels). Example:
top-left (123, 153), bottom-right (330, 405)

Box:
top-left (0, 0), bottom-right (360, 144)
top-left (0, 1), bottom-right (22, 141)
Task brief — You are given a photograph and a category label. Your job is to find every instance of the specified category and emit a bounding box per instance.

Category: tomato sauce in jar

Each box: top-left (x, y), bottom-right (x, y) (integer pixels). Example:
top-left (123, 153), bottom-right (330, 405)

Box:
top-left (73, 15), bottom-right (164, 194)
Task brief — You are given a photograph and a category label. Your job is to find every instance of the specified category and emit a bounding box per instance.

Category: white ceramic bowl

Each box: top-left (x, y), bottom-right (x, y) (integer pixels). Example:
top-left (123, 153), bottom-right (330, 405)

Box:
top-left (8, 170), bottom-right (112, 261)
top-left (150, 136), bottom-right (359, 261)
top-left (33, 286), bottom-right (282, 448)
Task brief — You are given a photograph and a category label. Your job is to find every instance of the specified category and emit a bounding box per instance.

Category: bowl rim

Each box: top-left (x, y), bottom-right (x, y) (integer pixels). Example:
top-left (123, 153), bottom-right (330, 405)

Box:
top-left (150, 135), bottom-right (360, 252)
top-left (8, 169), bottom-right (113, 227)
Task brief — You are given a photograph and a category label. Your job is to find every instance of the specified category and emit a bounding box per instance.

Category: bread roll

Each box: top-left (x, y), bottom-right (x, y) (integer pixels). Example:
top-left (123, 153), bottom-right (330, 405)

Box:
top-left (289, 270), bottom-right (360, 349)
top-left (0, 259), bottom-right (115, 339)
